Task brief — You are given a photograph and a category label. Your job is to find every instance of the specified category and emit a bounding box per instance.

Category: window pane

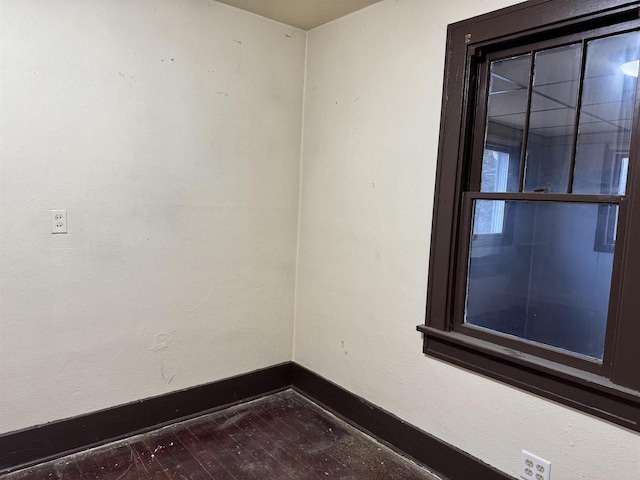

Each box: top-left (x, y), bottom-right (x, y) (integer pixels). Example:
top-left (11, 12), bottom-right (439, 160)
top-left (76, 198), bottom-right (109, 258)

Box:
top-left (473, 193), bottom-right (505, 234)
top-left (481, 55), bottom-right (530, 192)
top-left (465, 200), bottom-right (616, 359)
top-left (573, 31), bottom-right (640, 195)
top-left (524, 44), bottom-right (582, 193)
top-left (481, 149), bottom-right (510, 193)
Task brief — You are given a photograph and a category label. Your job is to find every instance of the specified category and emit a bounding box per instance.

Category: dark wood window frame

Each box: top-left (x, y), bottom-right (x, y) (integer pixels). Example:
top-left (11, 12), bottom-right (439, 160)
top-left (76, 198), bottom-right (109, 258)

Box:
top-left (417, 0), bottom-right (640, 431)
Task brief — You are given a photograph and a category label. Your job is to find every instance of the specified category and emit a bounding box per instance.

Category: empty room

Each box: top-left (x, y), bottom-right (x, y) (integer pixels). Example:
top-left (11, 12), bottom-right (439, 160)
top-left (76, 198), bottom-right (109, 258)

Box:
top-left (1, 1), bottom-right (639, 479)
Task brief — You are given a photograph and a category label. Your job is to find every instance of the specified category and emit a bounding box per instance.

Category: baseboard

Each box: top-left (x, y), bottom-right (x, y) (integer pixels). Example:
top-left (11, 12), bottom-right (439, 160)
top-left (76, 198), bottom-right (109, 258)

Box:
top-left (291, 363), bottom-right (515, 480)
top-left (1, 361), bottom-right (514, 480)
top-left (0, 362), bottom-right (292, 474)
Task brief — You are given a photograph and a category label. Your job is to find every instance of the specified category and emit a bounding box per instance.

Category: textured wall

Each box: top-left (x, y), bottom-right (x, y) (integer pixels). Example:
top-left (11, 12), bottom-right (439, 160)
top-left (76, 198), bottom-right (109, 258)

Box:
top-left (0, 0), bottom-right (305, 433)
top-left (294, 1), bottom-right (640, 479)
top-left (3, 1), bottom-right (639, 478)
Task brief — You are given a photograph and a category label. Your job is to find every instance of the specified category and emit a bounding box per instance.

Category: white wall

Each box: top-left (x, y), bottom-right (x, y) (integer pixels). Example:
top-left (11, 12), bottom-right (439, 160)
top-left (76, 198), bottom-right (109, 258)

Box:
top-left (0, 0), bottom-right (305, 433)
top-left (294, 1), bottom-right (640, 479)
top-left (2, 1), bottom-right (639, 478)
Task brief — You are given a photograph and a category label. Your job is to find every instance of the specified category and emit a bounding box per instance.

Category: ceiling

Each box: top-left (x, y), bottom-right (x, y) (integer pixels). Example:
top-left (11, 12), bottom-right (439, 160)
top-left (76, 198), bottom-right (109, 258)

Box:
top-left (215, 0), bottom-right (382, 30)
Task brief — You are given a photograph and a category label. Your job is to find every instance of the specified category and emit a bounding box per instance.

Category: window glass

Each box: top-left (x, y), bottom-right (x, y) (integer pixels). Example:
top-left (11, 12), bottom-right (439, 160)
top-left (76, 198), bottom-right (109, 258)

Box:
top-left (481, 149), bottom-right (510, 193)
top-left (573, 31), bottom-right (640, 194)
top-left (465, 200), bottom-right (615, 359)
top-left (524, 44), bottom-right (582, 193)
top-left (473, 199), bottom-right (505, 235)
top-left (481, 55), bottom-right (530, 192)
top-left (476, 149), bottom-right (509, 233)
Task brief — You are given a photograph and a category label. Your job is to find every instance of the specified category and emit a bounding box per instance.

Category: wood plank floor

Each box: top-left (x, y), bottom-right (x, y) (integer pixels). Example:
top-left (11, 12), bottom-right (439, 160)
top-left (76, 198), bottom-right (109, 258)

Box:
top-left (1, 390), bottom-right (442, 480)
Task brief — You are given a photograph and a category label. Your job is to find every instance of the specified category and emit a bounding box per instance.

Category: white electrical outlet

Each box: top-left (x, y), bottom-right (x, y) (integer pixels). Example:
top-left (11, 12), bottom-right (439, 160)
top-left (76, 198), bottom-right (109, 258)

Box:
top-left (51, 209), bottom-right (67, 234)
top-left (520, 450), bottom-right (550, 480)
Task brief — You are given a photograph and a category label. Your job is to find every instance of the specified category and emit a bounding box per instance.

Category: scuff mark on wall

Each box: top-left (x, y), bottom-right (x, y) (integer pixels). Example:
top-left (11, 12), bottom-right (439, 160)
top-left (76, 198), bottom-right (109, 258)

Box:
top-left (150, 332), bottom-right (171, 352)
top-left (153, 333), bottom-right (177, 384)
top-left (160, 364), bottom-right (176, 384)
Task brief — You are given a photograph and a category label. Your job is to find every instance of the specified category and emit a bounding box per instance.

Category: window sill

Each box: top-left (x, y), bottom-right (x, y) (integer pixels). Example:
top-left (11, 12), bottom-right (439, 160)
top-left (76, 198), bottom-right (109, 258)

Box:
top-left (416, 325), bottom-right (640, 431)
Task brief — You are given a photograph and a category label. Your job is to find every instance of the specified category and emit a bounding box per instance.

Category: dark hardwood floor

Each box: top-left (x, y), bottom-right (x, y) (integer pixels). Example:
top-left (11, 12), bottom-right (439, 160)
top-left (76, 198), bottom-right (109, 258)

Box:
top-left (1, 390), bottom-right (442, 479)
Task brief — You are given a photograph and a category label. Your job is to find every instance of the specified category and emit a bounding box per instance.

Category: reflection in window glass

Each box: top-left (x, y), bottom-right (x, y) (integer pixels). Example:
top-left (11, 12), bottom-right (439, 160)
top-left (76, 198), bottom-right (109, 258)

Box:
top-left (619, 157), bottom-right (629, 195)
top-left (524, 44), bottom-right (582, 193)
top-left (473, 198), bottom-right (505, 235)
top-left (476, 149), bottom-right (508, 234)
top-left (466, 201), bottom-right (616, 359)
top-left (573, 31), bottom-right (640, 195)
top-left (481, 55), bottom-right (530, 192)
top-left (481, 149), bottom-right (509, 192)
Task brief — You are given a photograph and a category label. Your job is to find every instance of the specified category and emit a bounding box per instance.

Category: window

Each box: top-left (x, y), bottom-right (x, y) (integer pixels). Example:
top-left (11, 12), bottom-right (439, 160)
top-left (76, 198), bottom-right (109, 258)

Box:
top-left (418, 0), bottom-right (640, 431)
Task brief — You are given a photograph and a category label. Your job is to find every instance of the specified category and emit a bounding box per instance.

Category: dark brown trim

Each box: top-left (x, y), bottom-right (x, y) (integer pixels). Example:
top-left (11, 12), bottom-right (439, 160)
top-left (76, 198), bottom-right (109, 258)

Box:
top-left (0, 362), bottom-right (292, 474)
top-left (291, 363), bottom-right (515, 480)
top-left (457, 1), bottom-right (640, 48)
top-left (0, 360), bottom-right (523, 479)
top-left (465, 191), bottom-right (622, 204)
top-left (5, 360), bottom-right (581, 479)
top-left (417, 326), bottom-right (640, 431)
